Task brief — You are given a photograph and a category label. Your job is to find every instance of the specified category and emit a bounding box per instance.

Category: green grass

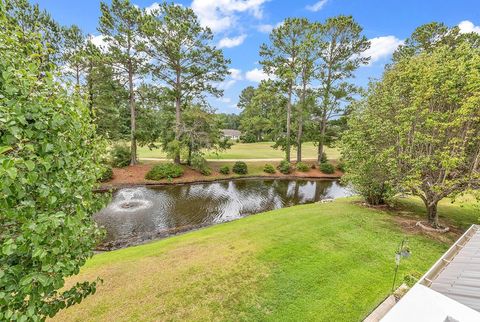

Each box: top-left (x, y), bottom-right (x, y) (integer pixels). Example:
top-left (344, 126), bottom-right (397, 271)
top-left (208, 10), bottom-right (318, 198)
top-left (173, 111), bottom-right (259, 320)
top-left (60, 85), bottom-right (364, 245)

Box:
top-left (393, 195), bottom-right (479, 230)
top-left (137, 142), bottom-right (340, 160)
top-left (48, 197), bottom-right (473, 322)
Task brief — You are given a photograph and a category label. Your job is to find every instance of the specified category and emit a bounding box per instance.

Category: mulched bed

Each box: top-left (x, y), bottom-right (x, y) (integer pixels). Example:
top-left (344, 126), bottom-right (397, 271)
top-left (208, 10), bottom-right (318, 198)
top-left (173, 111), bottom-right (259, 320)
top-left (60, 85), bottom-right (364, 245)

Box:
top-left (101, 163), bottom-right (343, 188)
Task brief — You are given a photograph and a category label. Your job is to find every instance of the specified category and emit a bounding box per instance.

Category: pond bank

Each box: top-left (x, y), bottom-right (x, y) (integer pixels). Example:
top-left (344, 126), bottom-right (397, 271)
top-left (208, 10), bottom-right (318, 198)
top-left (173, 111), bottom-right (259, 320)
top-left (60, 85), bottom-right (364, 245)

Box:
top-left (100, 161), bottom-right (343, 190)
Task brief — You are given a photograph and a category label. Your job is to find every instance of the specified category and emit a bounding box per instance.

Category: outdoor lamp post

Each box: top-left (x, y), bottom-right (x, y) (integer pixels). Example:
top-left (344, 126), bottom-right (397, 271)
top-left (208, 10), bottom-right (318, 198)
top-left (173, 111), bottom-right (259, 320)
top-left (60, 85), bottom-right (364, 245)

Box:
top-left (391, 237), bottom-right (410, 293)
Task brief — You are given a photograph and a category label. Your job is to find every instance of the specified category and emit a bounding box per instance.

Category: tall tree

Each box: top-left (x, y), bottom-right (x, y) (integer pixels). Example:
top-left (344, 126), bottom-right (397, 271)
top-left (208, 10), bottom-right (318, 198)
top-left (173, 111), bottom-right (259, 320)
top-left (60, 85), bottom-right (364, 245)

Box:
top-left (295, 22), bottom-right (318, 162)
top-left (343, 42), bottom-right (480, 227)
top-left (260, 18), bottom-right (309, 162)
top-left (5, 0), bottom-right (64, 68)
top-left (98, 0), bottom-right (147, 165)
top-left (143, 3), bottom-right (229, 164)
top-left (181, 105), bottom-right (231, 165)
top-left (314, 16), bottom-right (370, 163)
top-left (217, 113), bottom-right (241, 130)
top-left (239, 80), bottom-right (285, 143)
top-left (62, 25), bottom-right (88, 89)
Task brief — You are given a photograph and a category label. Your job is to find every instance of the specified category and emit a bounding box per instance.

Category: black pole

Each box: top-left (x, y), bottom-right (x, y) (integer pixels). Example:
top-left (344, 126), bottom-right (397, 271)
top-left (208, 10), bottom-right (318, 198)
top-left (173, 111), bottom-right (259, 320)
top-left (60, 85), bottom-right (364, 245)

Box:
top-left (391, 238), bottom-right (406, 293)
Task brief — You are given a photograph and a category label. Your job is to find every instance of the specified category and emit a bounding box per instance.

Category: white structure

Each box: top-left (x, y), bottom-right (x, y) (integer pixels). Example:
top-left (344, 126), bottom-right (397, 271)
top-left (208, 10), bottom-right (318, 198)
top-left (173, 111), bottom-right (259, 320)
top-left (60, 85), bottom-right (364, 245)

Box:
top-left (381, 225), bottom-right (480, 322)
top-left (221, 129), bottom-right (241, 140)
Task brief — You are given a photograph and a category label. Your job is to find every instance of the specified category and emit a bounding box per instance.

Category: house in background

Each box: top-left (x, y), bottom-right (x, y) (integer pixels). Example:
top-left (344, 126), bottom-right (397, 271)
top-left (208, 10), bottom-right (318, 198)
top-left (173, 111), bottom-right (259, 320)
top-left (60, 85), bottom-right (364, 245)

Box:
top-left (222, 129), bottom-right (241, 141)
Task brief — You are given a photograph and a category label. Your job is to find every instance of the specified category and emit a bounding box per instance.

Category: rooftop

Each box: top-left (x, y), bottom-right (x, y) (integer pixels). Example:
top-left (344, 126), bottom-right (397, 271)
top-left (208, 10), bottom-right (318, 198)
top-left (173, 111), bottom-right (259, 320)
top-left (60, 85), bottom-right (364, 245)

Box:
top-left (221, 129), bottom-right (241, 137)
top-left (381, 225), bottom-right (480, 322)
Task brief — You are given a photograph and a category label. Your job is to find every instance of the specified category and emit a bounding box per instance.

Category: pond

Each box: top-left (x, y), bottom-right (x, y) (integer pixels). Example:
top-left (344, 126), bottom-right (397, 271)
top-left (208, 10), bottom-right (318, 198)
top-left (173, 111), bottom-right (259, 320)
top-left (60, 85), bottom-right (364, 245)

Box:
top-left (94, 179), bottom-right (353, 250)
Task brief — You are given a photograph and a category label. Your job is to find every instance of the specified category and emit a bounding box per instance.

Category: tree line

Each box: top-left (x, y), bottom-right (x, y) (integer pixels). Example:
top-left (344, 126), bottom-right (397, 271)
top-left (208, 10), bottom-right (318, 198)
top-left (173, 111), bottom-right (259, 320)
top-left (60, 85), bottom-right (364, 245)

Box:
top-left (7, 0), bottom-right (233, 166)
top-left (237, 16), bottom-right (370, 163)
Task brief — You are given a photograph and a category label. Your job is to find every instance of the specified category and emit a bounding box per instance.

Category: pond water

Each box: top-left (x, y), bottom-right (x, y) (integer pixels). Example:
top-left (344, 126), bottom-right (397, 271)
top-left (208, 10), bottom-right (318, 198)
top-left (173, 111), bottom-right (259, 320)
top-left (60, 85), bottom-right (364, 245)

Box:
top-left (94, 179), bottom-right (353, 249)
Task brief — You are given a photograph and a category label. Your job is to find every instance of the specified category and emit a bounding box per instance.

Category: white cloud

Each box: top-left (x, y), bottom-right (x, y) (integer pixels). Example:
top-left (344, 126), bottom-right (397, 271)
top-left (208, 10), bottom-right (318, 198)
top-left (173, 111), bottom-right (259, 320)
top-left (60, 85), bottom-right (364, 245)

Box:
top-left (256, 22), bottom-right (282, 33)
top-left (218, 79), bottom-right (236, 90)
top-left (361, 35), bottom-right (403, 64)
top-left (218, 34), bottom-right (247, 48)
top-left (191, 0), bottom-right (268, 33)
top-left (229, 68), bottom-right (243, 80)
top-left (145, 2), bottom-right (160, 13)
top-left (306, 0), bottom-right (328, 12)
top-left (88, 34), bottom-right (108, 52)
top-left (257, 24), bottom-right (274, 33)
top-left (245, 68), bottom-right (272, 82)
top-left (458, 20), bottom-right (480, 34)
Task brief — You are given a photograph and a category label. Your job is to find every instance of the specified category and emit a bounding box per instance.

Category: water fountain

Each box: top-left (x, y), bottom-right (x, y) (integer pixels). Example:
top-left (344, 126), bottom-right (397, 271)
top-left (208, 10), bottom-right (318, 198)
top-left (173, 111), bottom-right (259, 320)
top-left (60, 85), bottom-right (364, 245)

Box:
top-left (110, 188), bottom-right (153, 212)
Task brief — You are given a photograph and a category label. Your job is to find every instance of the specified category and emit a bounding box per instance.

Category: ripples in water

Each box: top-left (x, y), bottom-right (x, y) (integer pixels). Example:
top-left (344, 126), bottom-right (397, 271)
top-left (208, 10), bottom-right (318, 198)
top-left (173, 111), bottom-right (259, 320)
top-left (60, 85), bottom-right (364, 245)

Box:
top-left (94, 179), bottom-right (353, 249)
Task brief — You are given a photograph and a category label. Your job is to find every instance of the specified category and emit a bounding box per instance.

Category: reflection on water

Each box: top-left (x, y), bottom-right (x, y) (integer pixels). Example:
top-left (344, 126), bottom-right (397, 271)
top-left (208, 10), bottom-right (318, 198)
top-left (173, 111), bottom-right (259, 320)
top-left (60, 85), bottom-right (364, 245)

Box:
top-left (94, 179), bottom-right (353, 249)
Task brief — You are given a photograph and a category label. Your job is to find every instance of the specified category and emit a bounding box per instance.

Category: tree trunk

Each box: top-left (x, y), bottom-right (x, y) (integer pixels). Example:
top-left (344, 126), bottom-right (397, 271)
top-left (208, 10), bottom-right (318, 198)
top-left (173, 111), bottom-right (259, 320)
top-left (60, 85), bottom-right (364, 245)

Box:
top-left (317, 115), bottom-right (327, 164)
top-left (174, 69), bottom-right (181, 164)
top-left (87, 62), bottom-right (94, 121)
top-left (187, 142), bottom-right (192, 166)
top-left (297, 77), bottom-right (307, 162)
top-left (128, 68), bottom-right (137, 165)
top-left (426, 200), bottom-right (439, 228)
top-left (286, 83), bottom-right (292, 163)
top-left (75, 67), bottom-right (80, 91)
top-left (296, 104), bottom-right (303, 163)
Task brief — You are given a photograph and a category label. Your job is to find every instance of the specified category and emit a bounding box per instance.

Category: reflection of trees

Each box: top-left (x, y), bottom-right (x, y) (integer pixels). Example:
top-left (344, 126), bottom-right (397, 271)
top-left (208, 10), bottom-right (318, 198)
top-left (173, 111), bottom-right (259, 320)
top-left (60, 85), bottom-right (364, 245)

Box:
top-left (99, 180), bottom-right (344, 244)
top-left (314, 181), bottom-right (333, 201)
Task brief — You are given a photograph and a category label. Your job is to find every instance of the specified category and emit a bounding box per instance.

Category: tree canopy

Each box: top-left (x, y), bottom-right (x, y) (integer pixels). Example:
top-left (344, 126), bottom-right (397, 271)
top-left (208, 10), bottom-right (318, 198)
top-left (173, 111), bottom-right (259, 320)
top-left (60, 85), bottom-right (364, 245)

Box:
top-left (342, 25), bottom-right (480, 226)
top-left (0, 5), bottom-right (106, 319)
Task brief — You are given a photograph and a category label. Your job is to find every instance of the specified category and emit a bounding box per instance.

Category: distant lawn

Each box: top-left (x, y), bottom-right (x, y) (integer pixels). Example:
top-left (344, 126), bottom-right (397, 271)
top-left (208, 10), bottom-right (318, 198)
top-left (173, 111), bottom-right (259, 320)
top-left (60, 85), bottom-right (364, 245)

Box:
top-left (137, 142), bottom-right (340, 160)
top-left (49, 197), bottom-right (468, 322)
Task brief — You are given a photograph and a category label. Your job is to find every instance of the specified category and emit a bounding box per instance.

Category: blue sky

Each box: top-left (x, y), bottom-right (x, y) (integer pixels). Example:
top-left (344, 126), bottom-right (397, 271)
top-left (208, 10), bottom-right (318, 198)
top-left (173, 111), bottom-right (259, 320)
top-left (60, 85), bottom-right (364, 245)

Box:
top-left (32, 0), bottom-right (480, 114)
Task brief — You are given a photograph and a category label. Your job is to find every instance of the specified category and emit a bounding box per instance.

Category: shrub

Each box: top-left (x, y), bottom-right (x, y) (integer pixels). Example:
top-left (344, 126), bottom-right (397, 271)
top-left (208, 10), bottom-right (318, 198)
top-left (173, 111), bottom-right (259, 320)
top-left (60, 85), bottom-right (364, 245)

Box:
top-left (99, 166), bottom-right (113, 182)
top-left (232, 161), bottom-right (248, 174)
top-left (145, 163), bottom-right (184, 180)
top-left (320, 152), bottom-right (328, 163)
top-left (296, 162), bottom-right (309, 172)
top-left (336, 161), bottom-right (346, 172)
top-left (111, 144), bottom-right (131, 168)
top-left (191, 154), bottom-right (212, 176)
top-left (320, 162), bottom-right (335, 174)
top-left (263, 163), bottom-right (276, 174)
top-left (278, 160), bottom-right (292, 174)
top-left (219, 165), bottom-right (230, 175)
top-left (0, 21), bottom-right (105, 319)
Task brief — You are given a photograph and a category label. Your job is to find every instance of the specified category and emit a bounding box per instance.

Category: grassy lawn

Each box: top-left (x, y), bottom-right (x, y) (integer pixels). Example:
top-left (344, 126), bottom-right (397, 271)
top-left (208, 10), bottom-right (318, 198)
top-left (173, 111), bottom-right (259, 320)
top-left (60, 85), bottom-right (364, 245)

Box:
top-left (47, 197), bottom-right (475, 322)
top-left (137, 142), bottom-right (340, 160)
top-left (393, 195), bottom-right (479, 230)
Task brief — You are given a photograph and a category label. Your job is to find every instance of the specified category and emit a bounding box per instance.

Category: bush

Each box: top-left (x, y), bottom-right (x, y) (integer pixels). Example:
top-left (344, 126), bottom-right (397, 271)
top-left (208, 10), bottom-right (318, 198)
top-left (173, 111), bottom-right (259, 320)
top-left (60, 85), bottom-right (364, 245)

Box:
top-left (263, 163), bottom-right (276, 174)
top-left (320, 152), bottom-right (328, 163)
top-left (0, 20), bottom-right (105, 319)
top-left (145, 163), bottom-right (184, 180)
top-left (320, 162), bottom-right (335, 174)
top-left (99, 166), bottom-right (113, 182)
top-left (296, 162), bottom-right (309, 172)
top-left (111, 144), bottom-right (131, 168)
top-left (191, 154), bottom-right (212, 176)
top-left (336, 161), bottom-right (346, 172)
top-left (232, 161), bottom-right (248, 174)
top-left (278, 160), bottom-right (291, 174)
top-left (219, 165), bottom-right (230, 175)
